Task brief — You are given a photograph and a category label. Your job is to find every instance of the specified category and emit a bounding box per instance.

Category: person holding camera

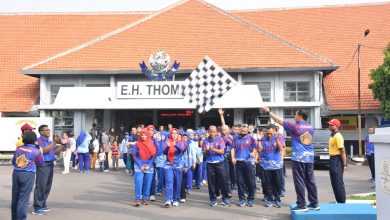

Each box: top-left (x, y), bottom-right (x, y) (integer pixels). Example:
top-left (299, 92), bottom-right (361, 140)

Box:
top-left (33, 125), bottom-right (62, 216)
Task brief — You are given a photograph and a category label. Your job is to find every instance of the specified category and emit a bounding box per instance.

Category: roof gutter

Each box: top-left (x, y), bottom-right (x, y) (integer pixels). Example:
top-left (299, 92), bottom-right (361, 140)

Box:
top-left (20, 66), bottom-right (338, 77)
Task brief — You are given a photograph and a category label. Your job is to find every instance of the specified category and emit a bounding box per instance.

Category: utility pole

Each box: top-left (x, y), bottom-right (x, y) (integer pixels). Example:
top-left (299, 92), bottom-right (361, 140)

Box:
top-left (357, 29), bottom-right (370, 158)
top-left (358, 43), bottom-right (362, 157)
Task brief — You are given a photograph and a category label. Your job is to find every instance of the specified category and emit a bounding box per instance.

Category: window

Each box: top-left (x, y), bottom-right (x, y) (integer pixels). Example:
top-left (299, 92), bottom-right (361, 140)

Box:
top-left (86, 84), bottom-right (110, 87)
top-left (283, 81), bottom-right (311, 102)
top-left (50, 85), bottom-right (74, 104)
top-left (244, 82), bottom-right (271, 102)
top-left (50, 110), bottom-right (74, 134)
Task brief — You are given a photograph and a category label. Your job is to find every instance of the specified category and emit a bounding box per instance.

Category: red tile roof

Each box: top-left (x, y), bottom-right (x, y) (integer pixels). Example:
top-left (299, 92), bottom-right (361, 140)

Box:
top-left (23, 0), bottom-right (335, 71)
top-left (0, 13), bottom-right (148, 112)
top-left (1, 0), bottom-right (387, 113)
top-left (233, 3), bottom-right (390, 111)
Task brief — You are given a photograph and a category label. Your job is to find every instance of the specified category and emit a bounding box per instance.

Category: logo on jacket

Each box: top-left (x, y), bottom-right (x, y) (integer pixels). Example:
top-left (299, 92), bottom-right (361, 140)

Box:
top-left (139, 50), bottom-right (180, 81)
top-left (16, 155), bottom-right (29, 168)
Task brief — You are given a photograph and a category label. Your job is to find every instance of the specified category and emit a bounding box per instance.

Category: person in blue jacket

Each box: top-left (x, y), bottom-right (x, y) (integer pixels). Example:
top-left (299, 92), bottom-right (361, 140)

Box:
top-left (154, 132), bottom-right (166, 196)
top-left (12, 131), bottom-right (45, 220)
top-left (133, 129), bottom-right (157, 206)
top-left (163, 128), bottom-right (185, 208)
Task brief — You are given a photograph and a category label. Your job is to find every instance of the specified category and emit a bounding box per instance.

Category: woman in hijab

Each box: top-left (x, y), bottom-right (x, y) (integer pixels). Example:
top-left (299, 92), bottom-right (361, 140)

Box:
top-left (76, 131), bottom-right (92, 173)
top-left (133, 129), bottom-right (157, 206)
top-left (163, 128), bottom-right (185, 208)
top-left (146, 125), bottom-right (158, 201)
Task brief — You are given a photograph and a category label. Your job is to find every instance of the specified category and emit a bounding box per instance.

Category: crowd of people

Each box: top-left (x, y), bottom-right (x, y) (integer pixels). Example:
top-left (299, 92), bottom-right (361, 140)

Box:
top-left (10, 106), bottom-right (377, 220)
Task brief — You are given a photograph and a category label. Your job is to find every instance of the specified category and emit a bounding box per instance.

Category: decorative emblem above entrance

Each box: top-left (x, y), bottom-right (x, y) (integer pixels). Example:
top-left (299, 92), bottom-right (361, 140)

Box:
top-left (139, 50), bottom-right (180, 81)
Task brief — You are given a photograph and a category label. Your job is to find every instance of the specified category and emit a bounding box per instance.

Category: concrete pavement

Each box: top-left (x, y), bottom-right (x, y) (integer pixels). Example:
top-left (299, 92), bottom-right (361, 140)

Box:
top-left (0, 162), bottom-right (374, 220)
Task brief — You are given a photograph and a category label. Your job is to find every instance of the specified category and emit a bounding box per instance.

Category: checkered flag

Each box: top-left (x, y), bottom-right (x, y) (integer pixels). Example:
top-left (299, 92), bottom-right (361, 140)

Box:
top-left (182, 56), bottom-right (237, 113)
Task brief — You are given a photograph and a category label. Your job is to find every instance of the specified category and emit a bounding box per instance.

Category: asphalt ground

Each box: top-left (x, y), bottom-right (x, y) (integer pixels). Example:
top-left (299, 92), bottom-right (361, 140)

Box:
top-left (0, 161), bottom-right (374, 220)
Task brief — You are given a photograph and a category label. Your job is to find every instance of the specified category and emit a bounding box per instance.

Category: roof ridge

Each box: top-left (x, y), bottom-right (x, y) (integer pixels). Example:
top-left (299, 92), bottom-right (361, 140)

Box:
top-left (228, 1), bottom-right (390, 13)
top-left (198, 0), bottom-right (338, 67)
top-left (22, 0), bottom-right (190, 70)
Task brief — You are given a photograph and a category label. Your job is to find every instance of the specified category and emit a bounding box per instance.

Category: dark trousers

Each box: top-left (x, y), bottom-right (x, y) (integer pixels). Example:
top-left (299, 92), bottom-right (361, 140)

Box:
top-left (236, 161), bottom-right (255, 201)
top-left (292, 161), bottom-right (318, 207)
top-left (207, 161), bottom-right (229, 201)
top-left (280, 167), bottom-right (286, 192)
top-left (330, 156), bottom-right (346, 203)
top-left (223, 159), bottom-right (232, 194)
top-left (180, 170), bottom-right (188, 199)
top-left (259, 165), bottom-right (267, 197)
top-left (130, 153), bottom-right (135, 173)
top-left (71, 152), bottom-right (78, 168)
top-left (104, 152), bottom-right (109, 170)
top-left (12, 171), bottom-right (35, 220)
top-left (34, 161), bottom-right (54, 210)
top-left (264, 169), bottom-right (283, 202)
top-left (123, 153), bottom-right (128, 167)
top-left (227, 158), bottom-right (236, 188)
top-left (367, 154), bottom-right (375, 179)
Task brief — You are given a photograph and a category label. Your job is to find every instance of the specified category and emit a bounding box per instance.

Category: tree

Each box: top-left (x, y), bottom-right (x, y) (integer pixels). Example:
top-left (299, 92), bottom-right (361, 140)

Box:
top-left (369, 42), bottom-right (390, 119)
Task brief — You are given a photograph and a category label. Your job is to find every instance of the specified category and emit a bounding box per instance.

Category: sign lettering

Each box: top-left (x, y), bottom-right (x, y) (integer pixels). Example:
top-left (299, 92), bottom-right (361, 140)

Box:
top-left (117, 82), bottom-right (184, 99)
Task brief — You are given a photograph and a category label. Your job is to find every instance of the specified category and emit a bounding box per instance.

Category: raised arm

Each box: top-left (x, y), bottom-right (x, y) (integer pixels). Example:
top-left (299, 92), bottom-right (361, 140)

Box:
top-left (218, 108), bottom-right (226, 127)
top-left (262, 106), bottom-right (283, 126)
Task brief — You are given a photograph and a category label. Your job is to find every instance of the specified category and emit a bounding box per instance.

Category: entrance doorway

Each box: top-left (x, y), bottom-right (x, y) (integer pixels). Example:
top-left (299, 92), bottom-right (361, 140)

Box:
top-left (117, 110), bottom-right (153, 129)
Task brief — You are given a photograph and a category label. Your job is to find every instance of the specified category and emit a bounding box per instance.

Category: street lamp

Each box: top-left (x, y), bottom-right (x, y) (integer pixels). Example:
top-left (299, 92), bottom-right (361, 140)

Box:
top-left (357, 29), bottom-right (370, 157)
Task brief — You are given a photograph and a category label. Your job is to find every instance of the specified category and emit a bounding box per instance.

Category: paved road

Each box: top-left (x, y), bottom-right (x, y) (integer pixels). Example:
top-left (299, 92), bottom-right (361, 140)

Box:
top-left (0, 162), bottom-right (374, 220)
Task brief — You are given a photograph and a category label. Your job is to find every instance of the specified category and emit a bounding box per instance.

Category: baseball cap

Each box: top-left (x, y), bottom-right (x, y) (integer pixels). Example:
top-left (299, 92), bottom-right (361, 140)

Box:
top-left (20, 123), bottom-right (36, 131)
top-left (327, 119), bottom-right (341, 128)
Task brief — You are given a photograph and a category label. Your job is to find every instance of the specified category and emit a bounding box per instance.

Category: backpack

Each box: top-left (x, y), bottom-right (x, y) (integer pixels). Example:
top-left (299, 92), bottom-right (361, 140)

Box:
top-left (89, 139), bottom-right (95, 152)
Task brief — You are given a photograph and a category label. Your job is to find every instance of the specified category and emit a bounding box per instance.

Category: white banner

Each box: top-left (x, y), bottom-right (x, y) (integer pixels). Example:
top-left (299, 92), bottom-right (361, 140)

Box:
top-left (117, 82), bottom-right (184, 99)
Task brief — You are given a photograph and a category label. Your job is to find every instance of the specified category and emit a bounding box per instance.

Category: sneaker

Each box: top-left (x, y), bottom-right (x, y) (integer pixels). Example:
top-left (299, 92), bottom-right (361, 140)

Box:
top-left (216, 195), bottom-right (222, 199)
top-left (228, 193), bottom-right (232, 198)
top-left (247, 200), bottom-right (254, 207)
top-left (41, 207), bottom-right (52, 212)
top-left (264, 200), bottom-right (274, 207)
top-left (104, 170), bottom-right (109, 172)
top-left (157, 192), bottom-right (162, 196)
top-left (186, 190), bottom-right (192, 194)
top-left (308, 203), bottom-right (320, 211)
top-left (164, 202), bottom-right (171, 208)
top-left (274, 201), bottom-right (281, 208)
top-left (196, 186), bottom-right (201, 189)
top-left (150, 195), bottom-right (156, 201)
top-left (180, 199), bottom-right (186, 203)
top-left (210, 200), bottom-right (218, 207)
top-left (125, 170), bottom-right (129, 173)
top-left (62, 171), bottom-right (69, 174)
top-left (221, 199), bottom-right (231, 207)
top-left (291, 205), bottom-right (309, 212)
top-left (202, 180), bottom-right (207, 185)
top-left (172, 201), bottom-right (179, 207)
top-left (280, 190), bottom-right (286, 197)
top-left (32, 209), bottom-right (46, 215)
top-left (238, 200), bottom-right (246, 207)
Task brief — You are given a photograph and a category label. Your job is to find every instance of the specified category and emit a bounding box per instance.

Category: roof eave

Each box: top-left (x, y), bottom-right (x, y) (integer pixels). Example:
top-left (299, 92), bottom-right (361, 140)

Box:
top-left (20, 65), bottom-right (339, 76)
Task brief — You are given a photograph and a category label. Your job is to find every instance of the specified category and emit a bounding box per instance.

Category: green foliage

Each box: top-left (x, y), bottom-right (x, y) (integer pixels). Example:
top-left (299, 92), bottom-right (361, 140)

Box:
top-left (369, 42), bottom-right (390, 119)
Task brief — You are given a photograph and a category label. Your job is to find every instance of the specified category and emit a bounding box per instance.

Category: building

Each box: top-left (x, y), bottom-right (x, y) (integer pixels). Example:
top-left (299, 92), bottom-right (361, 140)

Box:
top-left (1, 0), bottom-right (389, 150)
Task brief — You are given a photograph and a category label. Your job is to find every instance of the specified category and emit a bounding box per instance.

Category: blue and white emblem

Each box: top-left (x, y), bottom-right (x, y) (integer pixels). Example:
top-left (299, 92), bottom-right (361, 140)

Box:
top-left (139, 50), bottom-right (180, 81)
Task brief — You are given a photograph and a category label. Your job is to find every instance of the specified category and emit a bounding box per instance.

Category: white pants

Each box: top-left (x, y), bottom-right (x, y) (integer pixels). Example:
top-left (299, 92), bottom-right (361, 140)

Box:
top-left (63, 150), bottom-right (72, 173)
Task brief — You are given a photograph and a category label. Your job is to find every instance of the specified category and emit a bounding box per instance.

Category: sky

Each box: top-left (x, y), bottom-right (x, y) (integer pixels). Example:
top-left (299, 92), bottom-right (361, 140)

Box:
top-left (0, 0), bottom-right (389, 13)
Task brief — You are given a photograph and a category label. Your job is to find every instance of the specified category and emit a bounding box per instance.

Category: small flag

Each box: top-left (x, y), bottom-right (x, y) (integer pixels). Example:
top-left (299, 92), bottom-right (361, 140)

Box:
top-left (182, 56), bottom-right (237, 113)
